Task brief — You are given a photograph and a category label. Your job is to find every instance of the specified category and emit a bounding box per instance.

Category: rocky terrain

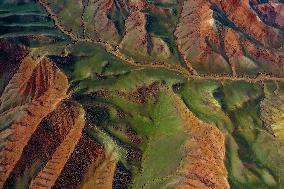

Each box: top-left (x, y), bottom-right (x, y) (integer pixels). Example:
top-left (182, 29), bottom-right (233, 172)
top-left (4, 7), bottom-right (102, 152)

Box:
top-left (0, 0), bottom-right (284, 189)
top-left (0, 51), bottom-right (68, 188)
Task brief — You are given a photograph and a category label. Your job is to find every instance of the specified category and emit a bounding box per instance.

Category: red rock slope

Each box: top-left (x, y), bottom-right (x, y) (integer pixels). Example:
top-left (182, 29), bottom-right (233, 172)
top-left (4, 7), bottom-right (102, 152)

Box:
top-left (0, 55), bottom-right (68, 188)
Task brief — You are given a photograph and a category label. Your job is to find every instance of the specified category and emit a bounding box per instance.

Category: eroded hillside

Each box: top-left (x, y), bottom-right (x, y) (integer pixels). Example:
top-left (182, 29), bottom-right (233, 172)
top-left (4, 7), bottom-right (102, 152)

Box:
top-left (0, 0), bottom-right (284, 189)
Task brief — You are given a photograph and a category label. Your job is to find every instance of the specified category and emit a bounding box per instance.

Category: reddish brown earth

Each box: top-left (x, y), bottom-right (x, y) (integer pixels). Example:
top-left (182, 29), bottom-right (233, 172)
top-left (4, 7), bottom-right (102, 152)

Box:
top-left (175, 0), bottom-right (231, 74)
top-left (119, 9), bottom-right (149, 57)
top-left (272, 3), bottom-right (284, 28)
top-left (80, 153), bottom-right (116, 189)
top-left (0, 55), bottom-right (68, 188)
top-left (119, 0), bottom-right (171, 61)
top-left (3, 101), bottom-right (78, 188)
top-left (39, 0), bottom-right (284, 77)
top-left (29, 104), bottom-right (85, 188)
top-left (173, 95), bottom-right (229, 189)
top-left (1, 0), bottom-right (283, 188)
top-left (52, 133), bottom-right (105, 189)
top-left (41, 0), bottom-right (173, 62)
top-left (91, 0), bottom-right (121, 43)
top-left (250, 0), bottom-right (284, 29)
top-left (177, 121), bottom-right (229, 189)
top-left (214, 0), bottom-right (282, 48)
top-left (3, 101), bottom-right (105, 189)
top-left (0, 39), bottom-right (28, 94)
top-left (175, 0), bottom-right (284, 75)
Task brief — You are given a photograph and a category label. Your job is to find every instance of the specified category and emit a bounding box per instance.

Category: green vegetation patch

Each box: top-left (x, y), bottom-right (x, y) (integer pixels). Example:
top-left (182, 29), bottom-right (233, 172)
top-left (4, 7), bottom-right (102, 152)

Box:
top-left (176, 80), bottom-right (233, 132)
